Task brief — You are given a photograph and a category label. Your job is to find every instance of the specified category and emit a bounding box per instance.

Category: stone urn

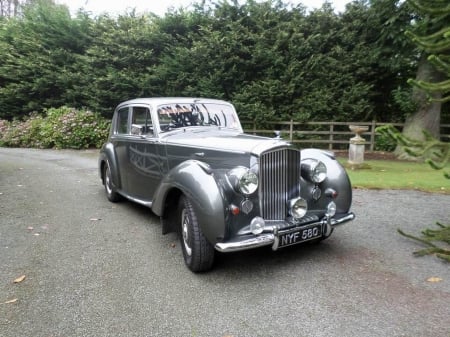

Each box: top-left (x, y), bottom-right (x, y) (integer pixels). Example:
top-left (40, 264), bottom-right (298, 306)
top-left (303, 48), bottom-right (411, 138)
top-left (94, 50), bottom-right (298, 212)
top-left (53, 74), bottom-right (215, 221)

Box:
top-left (348, 125), bottom-right (368, 167)
top-left (349, 125), bottom-right (368, 143)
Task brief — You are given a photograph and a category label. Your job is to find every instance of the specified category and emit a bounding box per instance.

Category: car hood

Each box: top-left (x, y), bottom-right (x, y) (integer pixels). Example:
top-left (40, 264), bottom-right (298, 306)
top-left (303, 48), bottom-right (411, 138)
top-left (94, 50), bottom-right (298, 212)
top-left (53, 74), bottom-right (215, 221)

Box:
top-left (161, 128), bottom-right (290, 156)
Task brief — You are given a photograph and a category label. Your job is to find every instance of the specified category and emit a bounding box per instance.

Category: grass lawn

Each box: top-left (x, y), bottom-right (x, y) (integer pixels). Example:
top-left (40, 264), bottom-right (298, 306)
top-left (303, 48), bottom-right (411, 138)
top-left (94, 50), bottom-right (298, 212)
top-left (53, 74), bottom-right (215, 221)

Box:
top-left (339, 159), bottom-right (449, 194)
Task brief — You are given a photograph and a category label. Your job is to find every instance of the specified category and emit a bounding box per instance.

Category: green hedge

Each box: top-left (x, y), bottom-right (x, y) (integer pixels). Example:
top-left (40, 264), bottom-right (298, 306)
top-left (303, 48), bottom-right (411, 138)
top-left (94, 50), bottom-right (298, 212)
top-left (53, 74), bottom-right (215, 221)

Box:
top-left (0, 107), bottom-right (110, 149)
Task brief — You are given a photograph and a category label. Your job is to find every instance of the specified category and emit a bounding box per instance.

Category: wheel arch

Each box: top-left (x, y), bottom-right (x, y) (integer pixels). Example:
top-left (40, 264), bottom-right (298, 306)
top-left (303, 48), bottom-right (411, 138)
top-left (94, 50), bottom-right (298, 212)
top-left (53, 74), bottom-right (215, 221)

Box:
top-left (301, 148), bottom-right (352, 213)
top-left (152, 160), bottom-right (226, 245)
top-left (99, 143), bottom-right (122, 190)
top-left (159, 187), bottom-right (183, 235)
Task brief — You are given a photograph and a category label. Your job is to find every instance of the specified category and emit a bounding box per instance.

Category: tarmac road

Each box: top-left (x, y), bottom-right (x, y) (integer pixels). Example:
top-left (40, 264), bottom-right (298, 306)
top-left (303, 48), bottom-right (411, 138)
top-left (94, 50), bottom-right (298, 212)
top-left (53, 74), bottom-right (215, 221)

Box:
top-left (0, 147), bottom-right (449, 337)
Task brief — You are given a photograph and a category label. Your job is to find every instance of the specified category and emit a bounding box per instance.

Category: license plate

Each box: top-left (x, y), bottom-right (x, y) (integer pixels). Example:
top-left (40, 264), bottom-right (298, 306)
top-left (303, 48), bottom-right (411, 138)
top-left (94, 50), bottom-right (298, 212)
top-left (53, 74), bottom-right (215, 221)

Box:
top-left (278, 225), bottom-right (322, 248)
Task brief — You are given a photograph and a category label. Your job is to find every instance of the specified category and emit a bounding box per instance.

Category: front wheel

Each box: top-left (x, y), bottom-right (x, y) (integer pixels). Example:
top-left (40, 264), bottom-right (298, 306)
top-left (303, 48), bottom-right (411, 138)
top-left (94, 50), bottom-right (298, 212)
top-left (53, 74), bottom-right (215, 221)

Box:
top-left (179, 196), bottom-right (215, 272)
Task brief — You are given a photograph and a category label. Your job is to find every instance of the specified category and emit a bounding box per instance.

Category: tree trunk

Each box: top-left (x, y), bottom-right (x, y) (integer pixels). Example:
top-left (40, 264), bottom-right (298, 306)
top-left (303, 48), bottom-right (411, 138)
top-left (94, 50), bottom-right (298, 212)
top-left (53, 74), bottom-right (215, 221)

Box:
top-left (395, 54), bottom-right (443, 159)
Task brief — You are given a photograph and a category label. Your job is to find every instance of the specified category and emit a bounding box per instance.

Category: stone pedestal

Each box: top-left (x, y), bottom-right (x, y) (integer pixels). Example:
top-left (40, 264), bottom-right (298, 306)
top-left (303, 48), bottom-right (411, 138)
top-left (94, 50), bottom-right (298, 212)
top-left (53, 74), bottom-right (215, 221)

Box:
top-left (348, 125), bottom-right (368, 167)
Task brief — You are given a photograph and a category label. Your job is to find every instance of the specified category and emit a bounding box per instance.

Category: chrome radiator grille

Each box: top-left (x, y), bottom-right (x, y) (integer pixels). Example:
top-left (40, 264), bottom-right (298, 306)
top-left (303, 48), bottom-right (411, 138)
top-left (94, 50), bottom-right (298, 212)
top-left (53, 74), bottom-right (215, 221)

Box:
top-left (259, 148), bottom-right (301, 220)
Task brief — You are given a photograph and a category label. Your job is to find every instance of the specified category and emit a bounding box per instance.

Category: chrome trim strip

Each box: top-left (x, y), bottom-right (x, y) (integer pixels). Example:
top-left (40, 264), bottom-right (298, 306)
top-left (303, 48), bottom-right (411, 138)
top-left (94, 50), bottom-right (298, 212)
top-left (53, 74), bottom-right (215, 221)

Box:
top-left (330, 212), bottom-right (355, 226)
top-left (216, 212), bottom-right (355, 253)
top-left (119, 190), bottom-right (153, 208)
top-left (215, 234), bottom-right (274, 252)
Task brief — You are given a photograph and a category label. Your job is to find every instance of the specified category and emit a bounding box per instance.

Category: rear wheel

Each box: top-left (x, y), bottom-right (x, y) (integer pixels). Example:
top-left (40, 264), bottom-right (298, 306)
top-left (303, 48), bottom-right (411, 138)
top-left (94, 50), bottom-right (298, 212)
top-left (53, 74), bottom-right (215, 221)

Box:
top-left (104, 161), bottom-right (121, 202)
top-left (179, 196), bottom-right (215, 272)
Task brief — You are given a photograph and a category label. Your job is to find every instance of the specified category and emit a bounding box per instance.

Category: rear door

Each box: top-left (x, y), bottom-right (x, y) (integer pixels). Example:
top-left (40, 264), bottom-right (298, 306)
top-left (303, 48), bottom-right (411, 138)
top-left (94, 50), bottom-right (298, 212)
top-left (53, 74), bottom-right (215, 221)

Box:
top-left (111, 106), bottom-right (131, 191)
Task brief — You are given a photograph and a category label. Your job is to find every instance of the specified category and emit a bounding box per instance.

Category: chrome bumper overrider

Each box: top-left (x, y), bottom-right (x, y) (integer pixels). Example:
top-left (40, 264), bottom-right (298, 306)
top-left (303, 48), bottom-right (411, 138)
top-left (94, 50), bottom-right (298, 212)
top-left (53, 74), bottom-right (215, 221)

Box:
top-left (215, 212), bottom-right (355, 253)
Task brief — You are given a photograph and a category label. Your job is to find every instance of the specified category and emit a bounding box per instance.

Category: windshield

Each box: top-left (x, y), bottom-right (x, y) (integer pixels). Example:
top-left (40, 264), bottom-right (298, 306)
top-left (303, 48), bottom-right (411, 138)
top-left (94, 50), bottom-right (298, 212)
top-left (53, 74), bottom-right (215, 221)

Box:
top-left (157, 103), bottom-right (241, 132)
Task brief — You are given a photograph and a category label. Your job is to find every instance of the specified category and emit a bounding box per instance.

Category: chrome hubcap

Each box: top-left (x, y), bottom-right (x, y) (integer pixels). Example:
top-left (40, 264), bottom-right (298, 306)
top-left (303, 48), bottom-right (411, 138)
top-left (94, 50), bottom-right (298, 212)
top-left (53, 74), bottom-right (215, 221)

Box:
top-left (181, 209), bottom-right (192, 256)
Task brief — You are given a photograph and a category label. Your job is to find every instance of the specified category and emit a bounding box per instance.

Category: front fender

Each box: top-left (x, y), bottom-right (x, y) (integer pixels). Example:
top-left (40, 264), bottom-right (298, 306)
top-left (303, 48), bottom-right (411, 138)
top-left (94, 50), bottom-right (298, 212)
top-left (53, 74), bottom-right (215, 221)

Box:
top-left (152, 160), bottom-right (226, 244)
top-left (301, 149), bottom-right (352, 213)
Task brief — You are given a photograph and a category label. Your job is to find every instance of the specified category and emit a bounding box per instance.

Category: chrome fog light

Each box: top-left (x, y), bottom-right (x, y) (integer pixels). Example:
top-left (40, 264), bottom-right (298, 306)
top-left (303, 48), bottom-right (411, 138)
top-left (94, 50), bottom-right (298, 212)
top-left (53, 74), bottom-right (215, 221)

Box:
top-left (326, 201), bottom-right (337, 217)
top-left (250, 216), bottom-right (265, 235)
top-left (289, 197), bottom-right (308, 219)
top-left (301, 159), bottom-right (327, 183)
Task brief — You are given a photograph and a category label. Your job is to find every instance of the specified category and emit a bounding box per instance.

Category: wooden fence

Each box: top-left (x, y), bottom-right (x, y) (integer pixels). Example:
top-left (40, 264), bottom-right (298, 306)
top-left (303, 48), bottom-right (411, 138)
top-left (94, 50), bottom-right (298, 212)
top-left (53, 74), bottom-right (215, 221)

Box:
top-left (242, 120), bottom-right (450, 152)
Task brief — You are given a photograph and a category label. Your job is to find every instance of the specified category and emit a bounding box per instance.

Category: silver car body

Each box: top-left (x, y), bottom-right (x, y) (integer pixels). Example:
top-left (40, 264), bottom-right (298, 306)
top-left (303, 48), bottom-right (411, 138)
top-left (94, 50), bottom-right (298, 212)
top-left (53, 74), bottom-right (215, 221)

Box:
top-left (99, 98), bottom-right (355, 271)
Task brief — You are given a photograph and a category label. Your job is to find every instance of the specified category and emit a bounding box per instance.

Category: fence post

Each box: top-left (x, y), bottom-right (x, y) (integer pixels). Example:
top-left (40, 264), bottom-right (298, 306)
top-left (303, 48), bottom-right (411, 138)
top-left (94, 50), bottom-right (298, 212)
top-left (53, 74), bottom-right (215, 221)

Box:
top-left (329, 124), bottom-right (334, 151)
top-left (290, 119), bottom-right (293, 142)
top-left (370, 120), bottom-right (376, 152)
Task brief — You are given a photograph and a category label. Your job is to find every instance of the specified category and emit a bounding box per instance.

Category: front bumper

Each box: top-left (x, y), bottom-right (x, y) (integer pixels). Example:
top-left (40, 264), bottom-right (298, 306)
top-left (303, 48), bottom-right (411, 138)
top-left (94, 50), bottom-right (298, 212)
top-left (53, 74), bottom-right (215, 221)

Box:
top-left (215, 212), bottom-right (355, 253)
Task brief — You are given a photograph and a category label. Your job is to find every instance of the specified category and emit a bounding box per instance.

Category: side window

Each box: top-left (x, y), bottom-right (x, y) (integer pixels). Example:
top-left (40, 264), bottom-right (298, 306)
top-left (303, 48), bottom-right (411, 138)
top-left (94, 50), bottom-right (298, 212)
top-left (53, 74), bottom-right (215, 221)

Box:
top-left (131, 107), bottom-right (153, 136)
top-left (116, 107), bottom-right (130, 134)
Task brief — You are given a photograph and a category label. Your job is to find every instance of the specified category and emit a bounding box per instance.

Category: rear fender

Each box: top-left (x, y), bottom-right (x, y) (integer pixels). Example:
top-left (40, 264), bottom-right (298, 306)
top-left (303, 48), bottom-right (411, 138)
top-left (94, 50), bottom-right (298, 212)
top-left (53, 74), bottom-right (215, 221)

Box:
top-left (99, 143), bottom-right (122, 190)
top-left (152, 160), bottom-right (226, 244)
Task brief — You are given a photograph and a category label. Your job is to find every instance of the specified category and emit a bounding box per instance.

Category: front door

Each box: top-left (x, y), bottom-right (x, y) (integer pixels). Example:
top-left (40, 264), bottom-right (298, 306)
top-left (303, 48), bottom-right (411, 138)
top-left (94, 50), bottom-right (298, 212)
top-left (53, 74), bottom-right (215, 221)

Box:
top-left (125, 105), bottom-right (162, 201)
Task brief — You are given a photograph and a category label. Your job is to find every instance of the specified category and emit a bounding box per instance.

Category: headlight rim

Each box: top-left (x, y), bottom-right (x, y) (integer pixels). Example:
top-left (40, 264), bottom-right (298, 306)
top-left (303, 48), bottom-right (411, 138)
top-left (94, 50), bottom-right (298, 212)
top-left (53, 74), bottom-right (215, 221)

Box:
top-left (228, 167), bottom-right (259, 195)
top-left (289, 197), bottom-right (308, 219)
top-left (301, 158), bottom-right (327, 184)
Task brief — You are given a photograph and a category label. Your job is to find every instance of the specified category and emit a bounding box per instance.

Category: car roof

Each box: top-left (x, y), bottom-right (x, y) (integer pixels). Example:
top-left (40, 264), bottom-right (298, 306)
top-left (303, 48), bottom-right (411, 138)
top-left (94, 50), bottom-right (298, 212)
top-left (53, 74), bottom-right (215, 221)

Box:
top-left (116, 97), bottom-right (233, 108)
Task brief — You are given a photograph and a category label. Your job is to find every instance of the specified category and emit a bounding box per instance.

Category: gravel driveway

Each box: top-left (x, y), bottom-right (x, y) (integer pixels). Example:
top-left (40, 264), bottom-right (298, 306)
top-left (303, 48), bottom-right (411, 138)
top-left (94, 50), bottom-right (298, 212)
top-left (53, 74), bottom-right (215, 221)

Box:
top-left (0, 148), bottom-right (449, 337)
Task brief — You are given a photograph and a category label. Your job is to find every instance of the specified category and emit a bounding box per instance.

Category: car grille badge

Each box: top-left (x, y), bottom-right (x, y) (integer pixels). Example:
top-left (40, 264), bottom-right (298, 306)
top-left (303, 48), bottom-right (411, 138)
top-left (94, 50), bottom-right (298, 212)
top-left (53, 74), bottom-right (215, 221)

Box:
top-left (241, 199), bottom-right (253, 214)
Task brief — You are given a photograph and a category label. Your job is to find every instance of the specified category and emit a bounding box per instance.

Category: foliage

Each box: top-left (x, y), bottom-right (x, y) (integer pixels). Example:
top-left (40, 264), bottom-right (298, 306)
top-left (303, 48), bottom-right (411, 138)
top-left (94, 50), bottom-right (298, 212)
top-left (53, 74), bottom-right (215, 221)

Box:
top-left (0, 106), bottom-right (110, 149)
top-left (342, 0), bottom-right (417, 122)
top-left (406, 0), bottom-right (450, 103)
top-left (376, 123), bottom-right (449, 262)
top-left (78, 11), bottom-right (167, 116)
top-left (374, 131), bottom-right (397, 151)
top-left (0, 0), bottom-right (418, 124)
top-left (0, 0), bottom-right (93, 119)
top-left (0, 0), bottom-right (32, 17)
top-left (0, 113), bottom-right (45, 147)
top-left (391, 86), bottom-right (418, 117)
top-left (395, 0), bottom-right (450, 149)
top-left (377, 124), bottom-right (449, 178)
top-left (398, 222), bottom-right (450, 262)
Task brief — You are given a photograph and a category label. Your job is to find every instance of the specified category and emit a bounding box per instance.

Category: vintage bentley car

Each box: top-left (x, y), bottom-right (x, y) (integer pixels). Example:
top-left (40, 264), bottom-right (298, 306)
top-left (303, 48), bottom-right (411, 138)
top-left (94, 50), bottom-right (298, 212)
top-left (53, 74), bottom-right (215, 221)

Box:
top-left (99, 98), bottom-right (355, 272)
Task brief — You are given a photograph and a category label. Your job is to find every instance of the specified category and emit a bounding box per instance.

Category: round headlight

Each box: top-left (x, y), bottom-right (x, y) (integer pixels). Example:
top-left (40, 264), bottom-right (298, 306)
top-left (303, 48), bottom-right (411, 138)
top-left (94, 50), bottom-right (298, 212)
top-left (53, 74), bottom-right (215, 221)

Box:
top-left (228, 167), bottom-right (259, 195)
top-left (301, 159), bottom-right (327, 184)
top-left (289, 197), bottom-right (308, 219)
top-left (238, 171), bottom-right (258, 195)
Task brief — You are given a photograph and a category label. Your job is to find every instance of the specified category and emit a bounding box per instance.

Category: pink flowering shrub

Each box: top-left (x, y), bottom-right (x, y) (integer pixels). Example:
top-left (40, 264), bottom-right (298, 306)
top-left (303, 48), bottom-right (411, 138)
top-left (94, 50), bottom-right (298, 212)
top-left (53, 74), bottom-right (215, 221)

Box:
top-left (0, 119), bottom-right (10, 146)
top-left (0, 113), bottom-right (45, 147)
top-left (0, 107), bottom-right (110, 149)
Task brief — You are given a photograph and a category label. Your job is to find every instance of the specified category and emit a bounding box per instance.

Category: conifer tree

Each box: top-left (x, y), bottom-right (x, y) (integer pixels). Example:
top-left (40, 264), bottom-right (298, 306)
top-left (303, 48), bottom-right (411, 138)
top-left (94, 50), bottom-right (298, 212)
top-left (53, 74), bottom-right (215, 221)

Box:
top-left (406, 0), bottom-right (450, 102)
top-left (0, 0), bottom-right (33, 17)
top-left (378, 1), bottom-right (449, 260)
top-left (397, 0), bottom-right (450, 155)
top-left (376, 123), bottom-right (450, 262)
